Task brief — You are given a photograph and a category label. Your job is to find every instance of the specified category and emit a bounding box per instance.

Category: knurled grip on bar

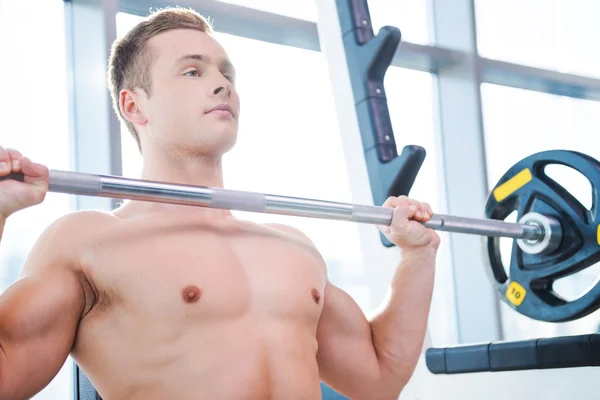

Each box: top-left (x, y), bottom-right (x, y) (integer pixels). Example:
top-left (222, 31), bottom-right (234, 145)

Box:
top-left (49, 171), bottom-right (102, 196)
top-left (211, 189), bottom-right (266, 212)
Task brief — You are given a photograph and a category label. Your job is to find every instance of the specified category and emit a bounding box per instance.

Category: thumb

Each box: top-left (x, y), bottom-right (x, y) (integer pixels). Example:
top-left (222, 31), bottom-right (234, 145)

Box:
top-left (20, 157), bottom-right (49, 187)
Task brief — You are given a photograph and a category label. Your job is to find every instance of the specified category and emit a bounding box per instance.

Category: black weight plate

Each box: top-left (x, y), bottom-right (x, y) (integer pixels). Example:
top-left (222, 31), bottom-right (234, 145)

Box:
top-left (484, 150), bottom-right (600, 322)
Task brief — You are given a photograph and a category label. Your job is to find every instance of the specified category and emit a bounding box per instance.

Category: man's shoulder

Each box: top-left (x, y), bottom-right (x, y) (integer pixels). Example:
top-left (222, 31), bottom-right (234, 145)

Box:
top-left (262, 222), bottom-right (328, 266)
top-left (46, 209), bottom-right (118, 236)
top-left (24, 210), bottom-right (118, 270)
top-left (263, 223), bottom-right (316, 247)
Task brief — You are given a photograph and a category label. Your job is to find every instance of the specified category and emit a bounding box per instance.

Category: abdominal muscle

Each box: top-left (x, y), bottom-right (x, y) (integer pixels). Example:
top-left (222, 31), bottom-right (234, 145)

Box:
top-left (75, 316), bottom-right (323, 400)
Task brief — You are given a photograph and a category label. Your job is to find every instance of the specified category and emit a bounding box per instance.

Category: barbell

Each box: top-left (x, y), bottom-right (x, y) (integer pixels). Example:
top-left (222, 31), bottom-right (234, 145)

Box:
top-left (2, 149), bottom-right (600, 323)
top-left (4, 169), bottom-right (550, 245)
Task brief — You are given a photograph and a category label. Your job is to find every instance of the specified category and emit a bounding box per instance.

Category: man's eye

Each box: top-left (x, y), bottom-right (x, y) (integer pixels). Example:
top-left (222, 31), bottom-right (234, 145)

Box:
top-left (184, 70), bottom-right (199, 77)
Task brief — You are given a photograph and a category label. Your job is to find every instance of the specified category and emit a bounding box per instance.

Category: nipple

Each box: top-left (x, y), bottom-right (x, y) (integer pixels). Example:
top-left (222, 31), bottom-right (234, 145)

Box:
top-left (311, 288), bottom-right (320, 305)
top-left (182, 285), bottom-right (202, 304)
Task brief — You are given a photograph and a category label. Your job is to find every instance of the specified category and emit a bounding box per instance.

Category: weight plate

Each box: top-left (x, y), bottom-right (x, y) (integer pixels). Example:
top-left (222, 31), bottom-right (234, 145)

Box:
top-left (484, 150), bottom-right (600, 322)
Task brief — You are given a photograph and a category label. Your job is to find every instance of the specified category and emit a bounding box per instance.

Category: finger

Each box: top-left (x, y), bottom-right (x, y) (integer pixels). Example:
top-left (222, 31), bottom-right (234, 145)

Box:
top-left (6, 148), bottom-right (24, 172)
top-left (410, 200), bottom-right (433, 220)
top-left (413, 207), bottom-right (427, 221)
top-left (408, 201), bottom-right (428, 221)
top-left (419, 202), bottom-right (432, 220)
top-left (384, 196), bottom-right (434, 222)
top-left (385, 196), bottom-right (427, 214)
top-left (382, 195), bottom-right (409, 208)
top-left (385, 198), bottom-right (416, 222)
top-left (393, 202), bottom-right (419, 223)
top-left (0, 146), bottom-right (10, 175)
top-left (20, 157), bottom-right (49, 182)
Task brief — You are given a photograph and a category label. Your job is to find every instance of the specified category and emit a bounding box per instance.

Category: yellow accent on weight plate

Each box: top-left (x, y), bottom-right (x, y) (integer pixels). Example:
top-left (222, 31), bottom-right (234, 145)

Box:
top-left (493, 168), bottom-right (533, 202)
top-left (506, 281), bottom-right (526, 306)
top-left (597, 225), bottom-right (600, 245)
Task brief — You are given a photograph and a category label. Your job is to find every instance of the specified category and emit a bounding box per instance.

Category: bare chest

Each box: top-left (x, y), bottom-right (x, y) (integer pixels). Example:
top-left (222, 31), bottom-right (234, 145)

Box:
top-left (83, 219), bottom-right (327, 325)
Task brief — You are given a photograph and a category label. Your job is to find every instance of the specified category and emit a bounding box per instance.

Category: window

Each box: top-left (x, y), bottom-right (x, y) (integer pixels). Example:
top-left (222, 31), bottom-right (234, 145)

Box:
top-left (368, 0), bottom-right (430, 45)
top-left (218, 0), bottom-right (319, 21)
top-left (117, 12), bottom-right (146, 178)
top-left (481, 83), bottom-right (600, 340)
top-left (217, 0), bottom-right (430, 44)
top-left (385, 67), bottom-right (455, 345)
top-left (475, 0), bottom-right (600, 78)
top-left (0, 0), bottom-right (74, 399)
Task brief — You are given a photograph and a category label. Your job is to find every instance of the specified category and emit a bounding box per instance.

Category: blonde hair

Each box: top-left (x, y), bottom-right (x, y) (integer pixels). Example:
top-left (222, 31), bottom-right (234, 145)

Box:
top-left (107, 7), bottom-right (214, 151)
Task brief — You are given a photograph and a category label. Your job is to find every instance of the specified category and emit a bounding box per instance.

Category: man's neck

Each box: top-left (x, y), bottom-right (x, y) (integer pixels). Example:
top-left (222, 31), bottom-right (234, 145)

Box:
top-left (140, 155), bottom-right (225, 188)
top-left (116, 151), bottom-right (233, 218)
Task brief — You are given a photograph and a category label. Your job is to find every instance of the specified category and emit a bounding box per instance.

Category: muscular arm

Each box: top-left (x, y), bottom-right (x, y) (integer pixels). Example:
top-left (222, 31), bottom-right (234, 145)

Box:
top-left (0, 213), bottom-right (91, 400)
top-left (268, 218), bottom-right (436, 399)
top-left (317, 249), bottom-right (436, 399)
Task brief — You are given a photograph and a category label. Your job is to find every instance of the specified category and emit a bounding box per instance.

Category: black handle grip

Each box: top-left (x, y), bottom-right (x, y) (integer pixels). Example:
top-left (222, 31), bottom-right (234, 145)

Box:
top-left (0, 172), bottom-right (25, 182)
top-left (367, 26), bottom-right (402, 164)
top-left (370, 97), bottom-right (397, 163)
top-left (350, 0), bottom-right (375, 44)
top-left (387, 145), bottom-right (426, 197)
top-left (366, 25), bottom-right (401, 81)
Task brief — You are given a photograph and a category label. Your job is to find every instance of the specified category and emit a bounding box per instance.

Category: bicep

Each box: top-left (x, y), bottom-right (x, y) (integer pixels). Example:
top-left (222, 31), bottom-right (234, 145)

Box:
top-left (265, 224), bottom-right (383, 394)
top-left (0, 218), bottom-right (87, 399)
top-left (316, 283), bottom-right (381, 398)
top-left (0, 268), bottom-right (85, 399)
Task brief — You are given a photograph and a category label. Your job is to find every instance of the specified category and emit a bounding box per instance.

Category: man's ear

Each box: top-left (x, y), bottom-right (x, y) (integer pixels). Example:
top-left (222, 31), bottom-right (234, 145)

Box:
top-left (120, 88), bottom-right (148, 126)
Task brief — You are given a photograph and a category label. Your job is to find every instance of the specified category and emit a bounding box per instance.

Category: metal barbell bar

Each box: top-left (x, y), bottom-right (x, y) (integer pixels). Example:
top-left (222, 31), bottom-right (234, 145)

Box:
top-left (4, 170), bottom-right (547, 242)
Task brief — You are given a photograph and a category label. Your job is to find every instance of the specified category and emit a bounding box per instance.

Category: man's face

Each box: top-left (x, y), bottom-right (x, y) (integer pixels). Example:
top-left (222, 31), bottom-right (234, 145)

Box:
top-left (141, 29), bottom-right (240, 157)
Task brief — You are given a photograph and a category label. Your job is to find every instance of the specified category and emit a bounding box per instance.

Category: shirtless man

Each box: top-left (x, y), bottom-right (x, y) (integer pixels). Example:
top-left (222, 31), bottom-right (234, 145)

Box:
top-left (0, 7), bottom-right (440, 400)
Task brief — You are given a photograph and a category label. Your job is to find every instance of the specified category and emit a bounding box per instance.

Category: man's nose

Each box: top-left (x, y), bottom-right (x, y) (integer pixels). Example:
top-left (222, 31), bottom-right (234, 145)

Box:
top-left (213, 86), bottom-right (231, 98)
top-left (212, 76), bottom-right (232, 98)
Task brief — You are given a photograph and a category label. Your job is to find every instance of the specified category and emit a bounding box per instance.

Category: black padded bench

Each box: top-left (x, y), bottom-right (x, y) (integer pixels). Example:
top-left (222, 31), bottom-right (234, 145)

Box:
top-left (74, 366), bottom-right (101, 400)
top-left (426, 333), bottom-right (600, 374)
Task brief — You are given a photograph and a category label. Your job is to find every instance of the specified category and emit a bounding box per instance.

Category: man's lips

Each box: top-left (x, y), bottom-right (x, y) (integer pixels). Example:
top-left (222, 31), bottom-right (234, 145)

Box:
top-left (207, 104), bottom-right (235, 118)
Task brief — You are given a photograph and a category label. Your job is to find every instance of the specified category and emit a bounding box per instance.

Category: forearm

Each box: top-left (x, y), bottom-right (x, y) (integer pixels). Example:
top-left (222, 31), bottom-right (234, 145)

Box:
top-left (369, 247), bottom-right (437, 394)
